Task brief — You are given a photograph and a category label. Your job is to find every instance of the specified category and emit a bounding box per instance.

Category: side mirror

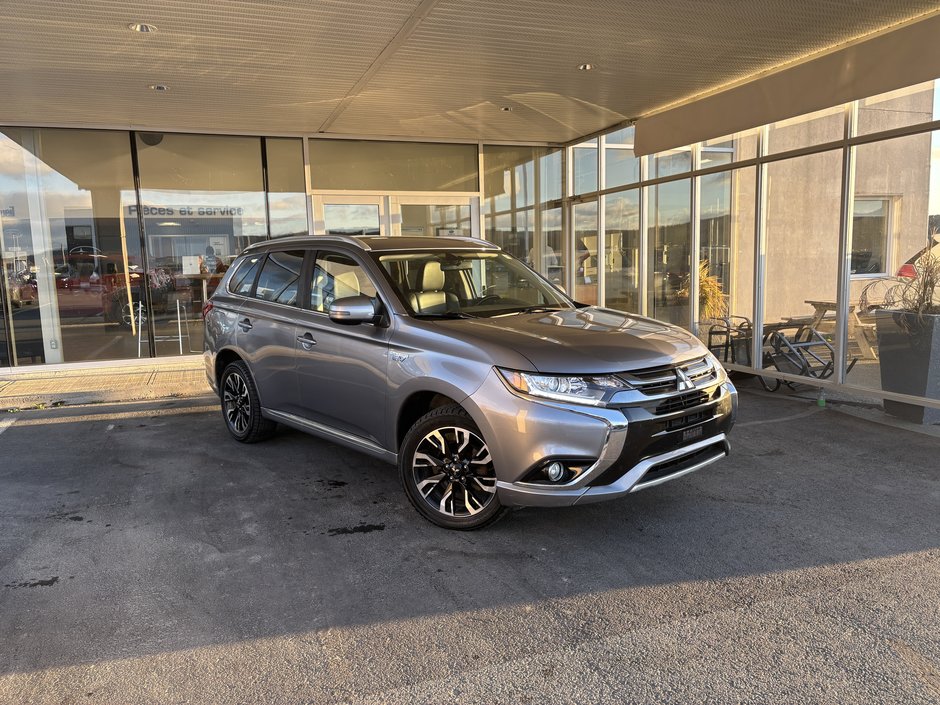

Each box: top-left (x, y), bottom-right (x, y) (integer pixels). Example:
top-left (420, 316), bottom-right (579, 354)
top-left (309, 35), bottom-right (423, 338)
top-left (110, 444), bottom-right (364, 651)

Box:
top-left (329, 295), bottom-right (380, 325)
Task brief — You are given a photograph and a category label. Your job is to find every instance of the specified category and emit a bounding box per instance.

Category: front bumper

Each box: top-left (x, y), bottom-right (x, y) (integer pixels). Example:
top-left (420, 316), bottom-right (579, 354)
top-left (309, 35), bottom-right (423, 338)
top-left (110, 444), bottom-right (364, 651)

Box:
top-left (465, 369), bottom-right (737, 508)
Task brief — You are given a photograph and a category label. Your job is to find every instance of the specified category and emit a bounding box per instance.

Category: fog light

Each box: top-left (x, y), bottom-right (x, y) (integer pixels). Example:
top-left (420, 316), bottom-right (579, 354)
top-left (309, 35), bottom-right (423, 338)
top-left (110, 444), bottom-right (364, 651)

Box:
top-left (546, 462), bottom-right (566, 482)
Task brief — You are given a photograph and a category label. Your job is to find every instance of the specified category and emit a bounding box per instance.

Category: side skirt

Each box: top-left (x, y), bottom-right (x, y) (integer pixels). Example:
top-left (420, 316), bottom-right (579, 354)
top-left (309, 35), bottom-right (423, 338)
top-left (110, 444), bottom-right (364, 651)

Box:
top-left (262, 408), bottom-right (398, 465)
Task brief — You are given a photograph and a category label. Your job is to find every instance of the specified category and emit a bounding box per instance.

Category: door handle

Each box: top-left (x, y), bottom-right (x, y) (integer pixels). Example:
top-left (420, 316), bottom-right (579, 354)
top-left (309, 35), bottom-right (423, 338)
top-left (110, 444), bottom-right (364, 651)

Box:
top-left (238, 318), bottom-right (253, 331)
top-left (297, 333), bottom-right (317, 349)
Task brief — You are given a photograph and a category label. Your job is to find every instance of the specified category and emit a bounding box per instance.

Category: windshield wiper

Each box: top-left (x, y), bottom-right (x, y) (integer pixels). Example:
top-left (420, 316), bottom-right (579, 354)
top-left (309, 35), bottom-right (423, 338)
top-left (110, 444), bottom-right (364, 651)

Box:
top-left (413, 311), bottom-right (476, 319)
top-left (498, 305), bottom-right (567, 316)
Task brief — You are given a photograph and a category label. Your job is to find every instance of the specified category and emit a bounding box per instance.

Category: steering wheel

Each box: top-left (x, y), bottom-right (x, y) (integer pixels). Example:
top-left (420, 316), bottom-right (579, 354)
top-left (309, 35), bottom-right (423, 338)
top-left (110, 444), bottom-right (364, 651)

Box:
top-left (475, 293), bottom-right (502, 305)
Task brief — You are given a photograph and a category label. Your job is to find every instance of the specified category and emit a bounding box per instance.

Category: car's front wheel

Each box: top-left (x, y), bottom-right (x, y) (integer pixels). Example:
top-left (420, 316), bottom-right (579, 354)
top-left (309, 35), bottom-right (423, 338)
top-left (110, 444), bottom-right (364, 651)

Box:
top-left (400, 405), bottom-right (507, 530)
top-left (220, 361), bottom-right (277, 443)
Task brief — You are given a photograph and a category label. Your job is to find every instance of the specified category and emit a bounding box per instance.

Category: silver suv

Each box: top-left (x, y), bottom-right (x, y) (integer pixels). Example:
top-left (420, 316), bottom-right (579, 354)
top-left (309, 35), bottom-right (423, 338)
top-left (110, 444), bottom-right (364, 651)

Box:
top-left (204, 236), bottom-right (737, 529)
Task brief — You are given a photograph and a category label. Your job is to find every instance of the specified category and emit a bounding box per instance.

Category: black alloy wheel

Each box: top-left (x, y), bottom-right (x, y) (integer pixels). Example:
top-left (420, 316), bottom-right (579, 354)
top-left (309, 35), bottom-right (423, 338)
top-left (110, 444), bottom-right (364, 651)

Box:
top-left (400, 405), bottom-right (506, 530)
top-left (220, 360), bottom-right (276, 443)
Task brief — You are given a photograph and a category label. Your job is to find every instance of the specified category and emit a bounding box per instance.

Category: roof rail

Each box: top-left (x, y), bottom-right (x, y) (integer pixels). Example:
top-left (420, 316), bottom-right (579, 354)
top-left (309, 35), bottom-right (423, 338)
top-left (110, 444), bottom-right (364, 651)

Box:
top-left (243, 234), bottom-right (372, 252)
top-left (443, 236), bottom-right (500, 250)
top-left (319, 234), bottom-right (373, 251)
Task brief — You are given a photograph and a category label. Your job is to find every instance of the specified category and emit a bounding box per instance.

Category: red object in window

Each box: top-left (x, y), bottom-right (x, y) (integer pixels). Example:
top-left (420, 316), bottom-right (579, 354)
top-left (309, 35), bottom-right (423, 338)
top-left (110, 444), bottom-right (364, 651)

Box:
top-left (202, 300), bottom-right (214, 319)
top-left (896, 263), bottom-right (917, 278)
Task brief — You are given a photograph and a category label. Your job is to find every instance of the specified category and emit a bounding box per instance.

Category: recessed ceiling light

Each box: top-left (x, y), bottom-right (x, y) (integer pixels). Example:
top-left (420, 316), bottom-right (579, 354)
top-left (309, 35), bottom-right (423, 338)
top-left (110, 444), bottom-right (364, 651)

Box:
top-left (500, 106), bottom-right (513, 112)
top-left (149, 83), bottom-right (170, 92)
top-left (578, 63), bottom-right (595, 71)
top-left (128, 22), bottom-right (158, 33)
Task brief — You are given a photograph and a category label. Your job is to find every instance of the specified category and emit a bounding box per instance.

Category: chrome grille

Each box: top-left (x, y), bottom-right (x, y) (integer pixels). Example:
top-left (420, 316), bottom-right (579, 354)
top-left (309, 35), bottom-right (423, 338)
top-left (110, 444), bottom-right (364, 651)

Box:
top-left (619, 356), bottom-right (717, 396)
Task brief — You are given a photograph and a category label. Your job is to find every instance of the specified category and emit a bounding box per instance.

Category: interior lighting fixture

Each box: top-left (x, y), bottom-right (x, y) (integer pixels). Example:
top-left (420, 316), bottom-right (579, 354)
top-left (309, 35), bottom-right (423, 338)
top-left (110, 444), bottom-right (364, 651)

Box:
top-left (500, 106), bottom-right (513, 112)
top-left (578, 63), bottom-right (594, 71)
top-left (128, 22), bottom-right (158, 33)
top-left (149, 84), bottom-right (170, 92)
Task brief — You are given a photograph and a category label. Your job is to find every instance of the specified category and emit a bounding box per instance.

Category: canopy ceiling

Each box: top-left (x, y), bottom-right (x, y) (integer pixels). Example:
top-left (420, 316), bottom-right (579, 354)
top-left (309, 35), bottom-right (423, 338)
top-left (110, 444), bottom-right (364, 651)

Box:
top-left (1, 1), bottom-right (939, 145)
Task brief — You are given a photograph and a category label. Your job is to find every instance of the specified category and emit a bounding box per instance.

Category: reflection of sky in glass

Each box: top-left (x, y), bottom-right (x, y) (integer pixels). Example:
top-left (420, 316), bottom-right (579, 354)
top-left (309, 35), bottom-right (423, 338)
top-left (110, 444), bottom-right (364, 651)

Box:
top-left (606, 191), bottom-right (639, 230)
top-left (699, 173), bottom-right (730, 219)
top-left (324, 204), bottom-right (380, 232)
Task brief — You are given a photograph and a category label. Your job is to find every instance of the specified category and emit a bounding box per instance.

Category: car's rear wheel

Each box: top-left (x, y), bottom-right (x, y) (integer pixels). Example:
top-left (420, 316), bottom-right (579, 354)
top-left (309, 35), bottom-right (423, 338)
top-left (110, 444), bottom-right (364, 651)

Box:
top-left (400, 405), bottom-right (507, 530)
top-left (220, 361), bottom-right (277, 443)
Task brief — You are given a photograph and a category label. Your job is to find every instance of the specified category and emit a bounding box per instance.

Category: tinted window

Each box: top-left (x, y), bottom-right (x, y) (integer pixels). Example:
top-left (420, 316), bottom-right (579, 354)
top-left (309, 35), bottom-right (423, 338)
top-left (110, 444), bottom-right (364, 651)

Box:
top-left (255, 251), bottom-right (304, 305)
top-left (229, 255), bottom-right (264, 296)
top-left (310, 252), bottom-right (378, 312)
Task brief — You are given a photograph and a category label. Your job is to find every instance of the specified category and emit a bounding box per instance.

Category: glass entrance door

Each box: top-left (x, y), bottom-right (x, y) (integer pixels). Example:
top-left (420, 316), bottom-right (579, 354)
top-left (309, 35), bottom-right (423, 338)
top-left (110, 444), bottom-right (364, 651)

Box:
top-left (311, 196), bottom-right (387, 236)
top-left (312, 195), bottom-right (480, 239)
top-left (389, 196), bottom-right (478, 237)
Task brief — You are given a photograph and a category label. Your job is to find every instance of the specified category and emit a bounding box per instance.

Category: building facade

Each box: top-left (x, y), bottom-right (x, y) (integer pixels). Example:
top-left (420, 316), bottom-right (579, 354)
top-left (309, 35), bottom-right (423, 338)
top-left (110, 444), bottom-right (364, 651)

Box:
top-left (2, 78), bottom-right (940, 413)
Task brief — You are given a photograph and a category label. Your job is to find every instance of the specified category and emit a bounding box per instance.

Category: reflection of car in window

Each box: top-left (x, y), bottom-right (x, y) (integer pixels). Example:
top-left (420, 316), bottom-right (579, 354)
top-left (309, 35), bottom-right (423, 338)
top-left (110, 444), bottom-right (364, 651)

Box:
top-left (897, 235), bottom-right (940, 278)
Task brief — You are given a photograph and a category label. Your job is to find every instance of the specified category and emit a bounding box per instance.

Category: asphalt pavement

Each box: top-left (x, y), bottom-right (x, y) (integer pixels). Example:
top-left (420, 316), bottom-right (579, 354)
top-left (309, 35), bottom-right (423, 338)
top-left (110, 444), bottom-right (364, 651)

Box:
top-left (0, 388), bottom-right (938, 704)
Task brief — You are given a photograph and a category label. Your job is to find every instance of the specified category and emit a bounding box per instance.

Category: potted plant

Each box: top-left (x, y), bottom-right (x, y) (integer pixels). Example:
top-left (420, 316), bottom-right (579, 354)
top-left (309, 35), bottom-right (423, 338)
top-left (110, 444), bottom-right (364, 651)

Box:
top-left (860, 251), bottom-right (940, 424)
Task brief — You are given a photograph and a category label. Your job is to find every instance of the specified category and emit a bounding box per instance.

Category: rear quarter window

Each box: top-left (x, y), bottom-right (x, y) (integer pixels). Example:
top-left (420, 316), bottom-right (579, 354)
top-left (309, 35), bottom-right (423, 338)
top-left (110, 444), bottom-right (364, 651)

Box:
top-left (228, 255), bottom-right (264, 296)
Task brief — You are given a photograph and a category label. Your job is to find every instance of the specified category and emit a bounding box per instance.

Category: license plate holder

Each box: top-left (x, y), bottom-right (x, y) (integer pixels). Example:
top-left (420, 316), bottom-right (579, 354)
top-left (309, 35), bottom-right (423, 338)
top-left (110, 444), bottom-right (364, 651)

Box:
top-left (682, 426), bottom-right (703, 442)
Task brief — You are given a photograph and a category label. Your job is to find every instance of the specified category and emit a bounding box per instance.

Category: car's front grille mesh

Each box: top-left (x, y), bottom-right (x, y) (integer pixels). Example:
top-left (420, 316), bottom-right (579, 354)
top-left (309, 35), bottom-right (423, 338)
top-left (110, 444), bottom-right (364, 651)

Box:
top-left (656, 391), bottom-right (709, 415)
top-left (618, 356), bottom-right (717, 396)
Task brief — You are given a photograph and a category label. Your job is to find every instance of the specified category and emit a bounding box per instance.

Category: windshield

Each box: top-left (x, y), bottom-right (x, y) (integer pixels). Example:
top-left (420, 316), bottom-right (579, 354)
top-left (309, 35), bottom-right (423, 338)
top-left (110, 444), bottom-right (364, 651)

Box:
top-left (376, 250), bottom-right (574, 318)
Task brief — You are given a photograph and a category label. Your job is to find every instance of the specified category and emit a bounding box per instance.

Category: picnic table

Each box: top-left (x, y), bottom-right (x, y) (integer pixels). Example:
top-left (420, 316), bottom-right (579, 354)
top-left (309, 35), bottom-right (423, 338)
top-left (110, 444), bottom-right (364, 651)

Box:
top-left (788, 300), bottom-right (877, 360)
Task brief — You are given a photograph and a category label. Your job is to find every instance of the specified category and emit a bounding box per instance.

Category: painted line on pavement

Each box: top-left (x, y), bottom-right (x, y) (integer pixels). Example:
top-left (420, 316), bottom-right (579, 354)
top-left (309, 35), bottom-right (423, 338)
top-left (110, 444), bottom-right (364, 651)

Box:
top-left (0, 417), bottom-right (15, 436)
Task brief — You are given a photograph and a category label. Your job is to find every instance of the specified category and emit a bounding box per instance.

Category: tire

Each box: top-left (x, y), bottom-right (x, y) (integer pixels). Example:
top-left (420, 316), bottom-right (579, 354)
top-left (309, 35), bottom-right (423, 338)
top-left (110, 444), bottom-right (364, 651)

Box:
top-left (399, 404), bottom-right (507, 530)
top-left (220, 361), bottom-right (277, 443)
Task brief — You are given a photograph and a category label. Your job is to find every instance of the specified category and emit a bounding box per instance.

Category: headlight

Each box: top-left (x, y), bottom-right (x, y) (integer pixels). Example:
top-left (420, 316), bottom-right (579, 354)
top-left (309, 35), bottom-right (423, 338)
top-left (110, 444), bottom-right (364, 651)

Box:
top-left (704, 350), bottom-right (727, 381)
top-left (497, 368), bottom-right (631, 406)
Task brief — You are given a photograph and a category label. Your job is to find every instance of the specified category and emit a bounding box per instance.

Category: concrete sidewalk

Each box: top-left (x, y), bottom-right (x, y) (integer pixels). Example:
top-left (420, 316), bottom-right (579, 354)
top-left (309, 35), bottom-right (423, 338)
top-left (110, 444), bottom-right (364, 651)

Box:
top-left (0, 357), bottom-right (212, 409)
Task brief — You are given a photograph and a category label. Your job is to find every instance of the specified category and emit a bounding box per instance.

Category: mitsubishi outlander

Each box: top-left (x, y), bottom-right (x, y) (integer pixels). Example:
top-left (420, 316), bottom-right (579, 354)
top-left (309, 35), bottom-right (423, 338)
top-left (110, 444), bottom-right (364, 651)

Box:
top-left (204, 235), bottom-right (737, 529)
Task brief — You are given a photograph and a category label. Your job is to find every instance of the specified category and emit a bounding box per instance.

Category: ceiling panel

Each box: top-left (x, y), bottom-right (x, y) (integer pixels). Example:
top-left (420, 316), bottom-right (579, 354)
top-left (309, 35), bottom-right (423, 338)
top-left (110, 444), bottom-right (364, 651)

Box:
top-left (1, 0), bottom-right (939, 142)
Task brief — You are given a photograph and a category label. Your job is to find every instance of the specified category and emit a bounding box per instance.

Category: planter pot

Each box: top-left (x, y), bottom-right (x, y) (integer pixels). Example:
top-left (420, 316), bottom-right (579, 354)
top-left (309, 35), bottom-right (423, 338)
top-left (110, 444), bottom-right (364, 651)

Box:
top-left (875, 311), bottom-right (940, 424)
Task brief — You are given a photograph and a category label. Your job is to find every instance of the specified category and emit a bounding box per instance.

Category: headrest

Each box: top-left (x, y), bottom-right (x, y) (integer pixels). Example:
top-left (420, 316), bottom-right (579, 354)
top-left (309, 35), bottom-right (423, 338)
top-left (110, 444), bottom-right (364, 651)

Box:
top-left (421, 261), bottom-right (445, 290)
top-left (334, 271), bottom-right (361, 299)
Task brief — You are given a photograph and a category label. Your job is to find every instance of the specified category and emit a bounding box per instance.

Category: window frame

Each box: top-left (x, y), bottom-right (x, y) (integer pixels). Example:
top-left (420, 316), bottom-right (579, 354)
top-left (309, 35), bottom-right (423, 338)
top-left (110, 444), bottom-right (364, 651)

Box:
top-left (252, 249), bottom-right (306, 306)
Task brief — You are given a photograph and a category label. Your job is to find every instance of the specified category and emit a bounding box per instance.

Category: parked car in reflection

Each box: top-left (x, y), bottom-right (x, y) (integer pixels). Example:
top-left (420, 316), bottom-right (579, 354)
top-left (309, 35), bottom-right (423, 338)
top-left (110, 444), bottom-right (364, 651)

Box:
top-left (897, 234), bottom-right (940, 278)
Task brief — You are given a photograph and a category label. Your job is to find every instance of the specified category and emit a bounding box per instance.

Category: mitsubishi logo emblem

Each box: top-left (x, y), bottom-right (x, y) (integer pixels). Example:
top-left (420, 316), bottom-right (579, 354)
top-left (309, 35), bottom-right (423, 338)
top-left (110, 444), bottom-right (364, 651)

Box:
top-left (676, 368), bottom-right (695, 391)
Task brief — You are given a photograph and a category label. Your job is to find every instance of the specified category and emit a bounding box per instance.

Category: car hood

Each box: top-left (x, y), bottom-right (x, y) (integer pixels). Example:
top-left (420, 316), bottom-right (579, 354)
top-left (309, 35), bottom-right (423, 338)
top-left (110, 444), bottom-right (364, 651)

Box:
top-left (434, 306), bottom-right (707, 373)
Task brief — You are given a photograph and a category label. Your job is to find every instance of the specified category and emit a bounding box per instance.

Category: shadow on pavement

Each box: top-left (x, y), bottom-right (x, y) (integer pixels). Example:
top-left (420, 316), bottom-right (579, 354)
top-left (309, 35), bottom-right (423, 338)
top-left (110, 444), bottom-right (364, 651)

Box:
top-left (0, 389), bottom-right (937, 677)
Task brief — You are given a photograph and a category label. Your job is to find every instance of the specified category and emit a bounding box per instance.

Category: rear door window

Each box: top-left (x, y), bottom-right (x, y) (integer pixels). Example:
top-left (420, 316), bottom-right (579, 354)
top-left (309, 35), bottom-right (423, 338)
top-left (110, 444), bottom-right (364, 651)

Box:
top-left (254, 251), bottom-right (305, 305)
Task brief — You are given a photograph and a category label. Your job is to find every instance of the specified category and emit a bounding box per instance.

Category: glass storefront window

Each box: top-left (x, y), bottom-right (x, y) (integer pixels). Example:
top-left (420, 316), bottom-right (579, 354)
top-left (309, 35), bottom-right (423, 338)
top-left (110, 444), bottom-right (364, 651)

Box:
top-left (763, 150), bottom-right (842, 377)
top-left (0, 128), bottom-right (144, 365)
top-left (309, 140), bottom-right (478, 192)
top-left (857, 80), bottom-right (939, 136)
top-left (604, 190), bottom-right (640, 313)
top-left (400, 203), bottom-right (471, 237)
top-left (539, 206), bottom-right (566, 288)
top-left (650, 148), bottom-right (691, 179)
top-left (698, 167), bottom-right (756, 362)
top-left (647, 179), bottom-right (692, 326)
top-left (766, 105), bottom-right (844, 155)
top-left (605, 127), bottom-right (639, 189)
top-left (573, 200), bottom-right (598, 305)
top-left (572, 139), bottom-right (598, 195)
top-left (323, 204), bottom-right (381, 236)
top-left (135, 132), bottom-right (268, 357)
top-left (846, 132), bottom-right (940, 415)
top-left (482, 145), bottom-right (562, 281)
top-left (540, 150), bottom-right (562, 203)
top-left (265, 138), bottom-right (308, 237)
top-left (701, 129), bottom-right (759, 166)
